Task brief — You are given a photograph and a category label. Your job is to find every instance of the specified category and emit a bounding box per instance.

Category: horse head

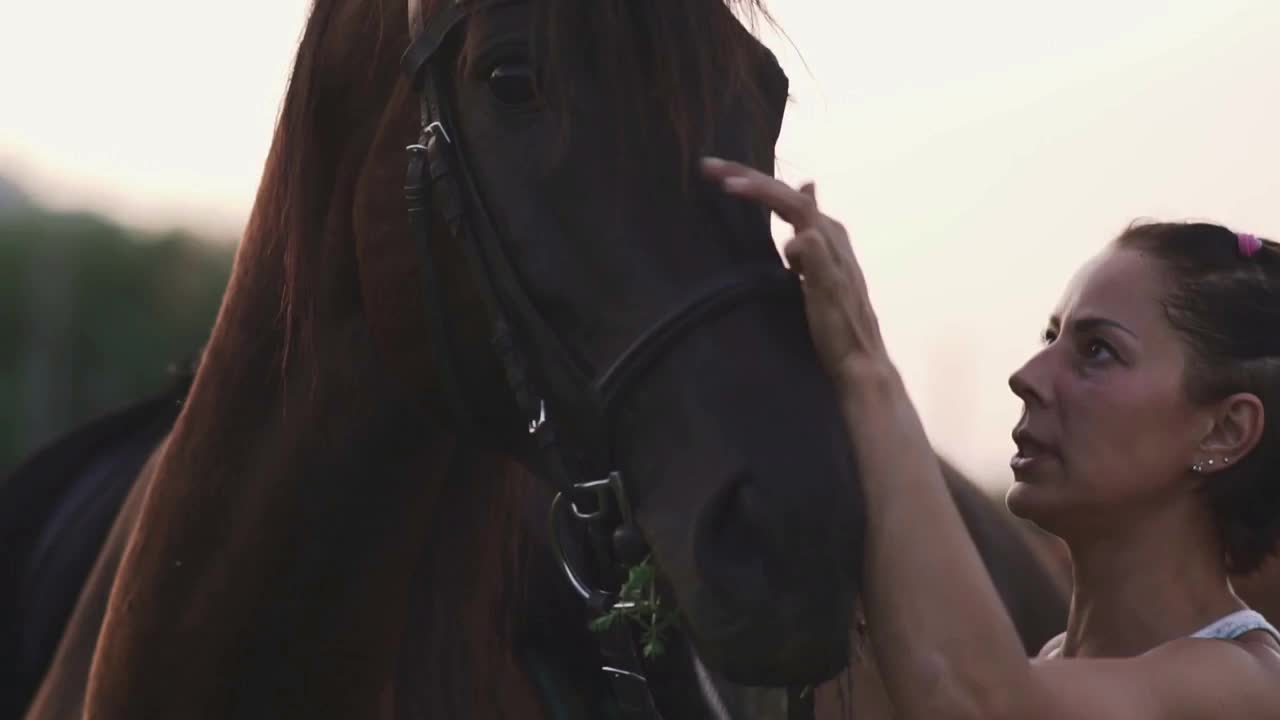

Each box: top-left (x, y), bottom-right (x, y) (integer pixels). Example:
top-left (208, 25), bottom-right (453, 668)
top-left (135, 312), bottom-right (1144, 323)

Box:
top-left (348, 0), bottom-right (865, 686)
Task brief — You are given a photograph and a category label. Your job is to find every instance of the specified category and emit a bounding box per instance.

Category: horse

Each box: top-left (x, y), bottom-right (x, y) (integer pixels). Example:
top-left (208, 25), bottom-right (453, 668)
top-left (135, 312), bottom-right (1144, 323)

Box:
top-left (3, 0), bottom-right (1081, 717)
top-left (20, 0), bottom-right (869, 716)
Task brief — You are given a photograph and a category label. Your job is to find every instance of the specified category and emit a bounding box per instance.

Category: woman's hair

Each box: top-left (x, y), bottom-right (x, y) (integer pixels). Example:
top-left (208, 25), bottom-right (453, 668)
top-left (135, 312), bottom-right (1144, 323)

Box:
top-left (1116, 221), bottom-right (1280, 575)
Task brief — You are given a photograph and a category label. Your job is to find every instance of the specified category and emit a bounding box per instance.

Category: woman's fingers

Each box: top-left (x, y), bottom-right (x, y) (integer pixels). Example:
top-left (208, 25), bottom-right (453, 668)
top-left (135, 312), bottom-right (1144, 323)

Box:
top-left (783, 229), bottom-right (820, 273)
top-left (701, 157), bottom-right (854, 280)
top-left (700, 157), bottom-right (821, 231)
top-left (700, 158), bottom-right (887, 377)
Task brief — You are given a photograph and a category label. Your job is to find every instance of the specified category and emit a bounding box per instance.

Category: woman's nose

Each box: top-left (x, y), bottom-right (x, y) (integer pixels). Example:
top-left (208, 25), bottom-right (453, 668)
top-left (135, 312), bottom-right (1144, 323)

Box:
top-left (1008, 351), bottom-right (1051, 407)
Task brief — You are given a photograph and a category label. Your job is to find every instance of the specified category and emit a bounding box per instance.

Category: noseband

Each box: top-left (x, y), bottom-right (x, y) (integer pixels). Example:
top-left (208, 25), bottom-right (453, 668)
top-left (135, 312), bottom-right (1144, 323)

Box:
top-left (401, 1), bottom-right (811, 717)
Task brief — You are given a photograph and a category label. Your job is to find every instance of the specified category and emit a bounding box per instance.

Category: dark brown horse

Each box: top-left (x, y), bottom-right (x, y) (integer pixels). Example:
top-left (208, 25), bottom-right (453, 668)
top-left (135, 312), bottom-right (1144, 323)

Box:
top-left (3, 1), bottom-right (1078, 718)
top-left (25, 0), bottom-right (867, 717)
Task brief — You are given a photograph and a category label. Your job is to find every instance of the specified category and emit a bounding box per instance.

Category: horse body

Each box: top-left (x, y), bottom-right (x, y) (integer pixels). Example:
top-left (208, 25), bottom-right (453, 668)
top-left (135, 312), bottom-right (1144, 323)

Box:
top-left (20, 441), bottom-right (158, 720)
top-left (0, 378), bottom-right (187, 720)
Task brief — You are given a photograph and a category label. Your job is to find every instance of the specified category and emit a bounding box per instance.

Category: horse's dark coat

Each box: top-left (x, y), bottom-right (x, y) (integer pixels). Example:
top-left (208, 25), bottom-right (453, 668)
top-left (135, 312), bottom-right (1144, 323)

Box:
top-left (0, 372), bottom-right (190, 719)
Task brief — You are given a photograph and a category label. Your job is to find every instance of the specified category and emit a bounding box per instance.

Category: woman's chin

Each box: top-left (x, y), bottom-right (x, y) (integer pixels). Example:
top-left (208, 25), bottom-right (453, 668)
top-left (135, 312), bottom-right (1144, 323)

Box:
top-left (1005, 480), bottom-right (1052, 524)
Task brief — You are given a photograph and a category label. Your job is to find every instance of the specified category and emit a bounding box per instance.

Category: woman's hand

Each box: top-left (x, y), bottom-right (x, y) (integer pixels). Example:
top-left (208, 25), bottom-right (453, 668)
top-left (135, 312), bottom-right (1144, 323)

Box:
top-left (700, 157), bottom-right (893, 387)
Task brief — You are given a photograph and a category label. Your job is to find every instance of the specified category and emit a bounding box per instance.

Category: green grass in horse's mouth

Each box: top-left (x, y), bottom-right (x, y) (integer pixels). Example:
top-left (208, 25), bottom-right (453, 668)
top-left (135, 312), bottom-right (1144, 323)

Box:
top-left (590, 557), bottom-right (821, 699)
top-left (589, 555), bottom-right (680, 658)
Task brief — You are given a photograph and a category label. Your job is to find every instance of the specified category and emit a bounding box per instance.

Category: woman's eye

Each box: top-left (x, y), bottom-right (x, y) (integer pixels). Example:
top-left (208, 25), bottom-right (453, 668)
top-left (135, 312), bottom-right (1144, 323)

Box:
top-left (488, 62), bottom-right (537, 106)
top-left (1084, 339), bottom-right (1115, 361)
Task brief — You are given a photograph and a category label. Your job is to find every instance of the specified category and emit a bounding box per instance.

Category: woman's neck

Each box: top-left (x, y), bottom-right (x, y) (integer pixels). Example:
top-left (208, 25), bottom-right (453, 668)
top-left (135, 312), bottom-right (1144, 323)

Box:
top-left (1061, 497), bottom-right (1242, 658)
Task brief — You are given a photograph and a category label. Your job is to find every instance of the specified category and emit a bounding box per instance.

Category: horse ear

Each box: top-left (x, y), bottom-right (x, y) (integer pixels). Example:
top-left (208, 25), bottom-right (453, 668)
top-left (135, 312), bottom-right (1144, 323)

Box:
top-left (760, 47), bottom-right (790, 128)
top-left (739, 37), bottom-right (789, 172)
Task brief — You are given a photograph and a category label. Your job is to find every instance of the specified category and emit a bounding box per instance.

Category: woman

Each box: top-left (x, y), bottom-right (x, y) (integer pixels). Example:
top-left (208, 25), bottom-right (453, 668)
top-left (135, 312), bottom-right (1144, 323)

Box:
top-left (700, 156), bottom-right (1280, 719)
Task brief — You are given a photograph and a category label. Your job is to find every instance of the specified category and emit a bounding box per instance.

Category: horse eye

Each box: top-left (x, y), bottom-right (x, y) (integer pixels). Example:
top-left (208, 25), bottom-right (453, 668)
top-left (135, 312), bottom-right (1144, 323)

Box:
top-left (488, 63), bottom-right (537, 107)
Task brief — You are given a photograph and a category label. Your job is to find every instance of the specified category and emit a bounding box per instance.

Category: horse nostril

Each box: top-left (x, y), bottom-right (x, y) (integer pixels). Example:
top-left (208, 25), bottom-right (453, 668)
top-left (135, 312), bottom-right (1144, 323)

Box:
top-left (693, 470), bottom-right (778, 605)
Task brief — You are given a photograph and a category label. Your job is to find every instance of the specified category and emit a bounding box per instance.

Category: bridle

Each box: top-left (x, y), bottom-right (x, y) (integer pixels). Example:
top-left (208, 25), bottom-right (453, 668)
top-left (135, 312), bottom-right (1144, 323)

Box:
top-left (400, 1), bottom-right (816, 717)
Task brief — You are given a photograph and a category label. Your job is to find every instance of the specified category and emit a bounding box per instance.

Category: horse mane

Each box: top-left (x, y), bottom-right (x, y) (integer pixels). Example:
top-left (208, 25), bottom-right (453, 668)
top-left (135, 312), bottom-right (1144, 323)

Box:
top-left (237, 0), bottom-right (410, 393)
top-left (392, 449), bottom-right (546, 718)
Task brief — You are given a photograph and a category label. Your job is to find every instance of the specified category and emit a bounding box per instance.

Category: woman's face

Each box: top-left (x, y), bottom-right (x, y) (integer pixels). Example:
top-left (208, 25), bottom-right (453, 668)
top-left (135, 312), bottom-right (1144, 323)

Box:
top-left (1006, 245), bottom-right (1212, 535)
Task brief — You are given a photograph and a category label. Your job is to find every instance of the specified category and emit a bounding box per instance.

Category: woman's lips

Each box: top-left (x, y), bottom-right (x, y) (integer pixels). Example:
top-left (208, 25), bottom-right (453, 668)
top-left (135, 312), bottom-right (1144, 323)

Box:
top-left (1011, 428), bottom-right (1055, 471)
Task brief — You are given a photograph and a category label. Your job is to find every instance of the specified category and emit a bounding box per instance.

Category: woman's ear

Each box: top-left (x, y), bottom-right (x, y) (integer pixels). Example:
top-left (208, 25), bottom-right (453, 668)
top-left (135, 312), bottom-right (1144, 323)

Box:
top-left (1194, 392), bottom-right (1265, 473)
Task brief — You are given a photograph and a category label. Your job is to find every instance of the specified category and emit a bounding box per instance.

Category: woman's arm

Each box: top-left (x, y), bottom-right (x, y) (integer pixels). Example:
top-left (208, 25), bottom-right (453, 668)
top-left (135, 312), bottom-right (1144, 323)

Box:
top-left (699, 157), bottom-right (1280, 720)
top-left (838, 368), bottom-right (1032, 719)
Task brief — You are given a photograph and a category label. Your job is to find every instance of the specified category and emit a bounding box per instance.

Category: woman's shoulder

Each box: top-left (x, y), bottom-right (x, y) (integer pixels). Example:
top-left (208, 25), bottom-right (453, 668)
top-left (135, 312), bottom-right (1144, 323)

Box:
top-left (1231, 627), bottom-right (1280, 658)
top-left (1037, 609), bottom-right (1280, 661)
top-left (1024, 629), bottom-right (1280, 719)
top-left (1155, 627), bottom-right (1280, 687)
top-left (1180, 622), bottom-right (1280, 668)
top-left (1176, 607), bottom-right (1280, 671)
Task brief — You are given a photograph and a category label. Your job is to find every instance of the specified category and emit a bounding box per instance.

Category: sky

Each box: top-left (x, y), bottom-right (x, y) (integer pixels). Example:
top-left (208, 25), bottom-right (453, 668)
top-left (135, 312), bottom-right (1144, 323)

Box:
top-left (2, 0), bottom-right (1277, 487)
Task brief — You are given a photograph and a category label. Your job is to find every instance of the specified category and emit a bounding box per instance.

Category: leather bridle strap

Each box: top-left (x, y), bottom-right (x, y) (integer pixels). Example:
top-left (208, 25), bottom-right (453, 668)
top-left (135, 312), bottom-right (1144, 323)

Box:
top-left (405, 0), bottom-right (555, 447)
top-left (403, 5), bottom-right (664, 718)
top-left (595, 264), bottom-right (800, 414)
top-left (405, 117), bottom-right (472, 428)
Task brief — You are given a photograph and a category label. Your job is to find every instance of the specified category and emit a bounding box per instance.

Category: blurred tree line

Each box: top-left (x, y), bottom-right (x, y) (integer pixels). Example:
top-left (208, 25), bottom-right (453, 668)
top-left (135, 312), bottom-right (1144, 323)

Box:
top-left (0, 190), bottom-right (234, 472)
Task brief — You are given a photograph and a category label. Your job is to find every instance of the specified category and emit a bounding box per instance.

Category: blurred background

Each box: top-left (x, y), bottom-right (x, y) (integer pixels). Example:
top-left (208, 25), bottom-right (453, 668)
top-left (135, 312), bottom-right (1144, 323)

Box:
top-left (0, 0), bottom-right (1276, 487)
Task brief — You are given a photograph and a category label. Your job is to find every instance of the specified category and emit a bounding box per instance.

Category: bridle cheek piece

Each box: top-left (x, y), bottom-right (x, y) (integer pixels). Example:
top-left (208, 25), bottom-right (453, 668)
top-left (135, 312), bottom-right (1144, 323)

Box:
top-left (401, 1), bottom-right (804, 716)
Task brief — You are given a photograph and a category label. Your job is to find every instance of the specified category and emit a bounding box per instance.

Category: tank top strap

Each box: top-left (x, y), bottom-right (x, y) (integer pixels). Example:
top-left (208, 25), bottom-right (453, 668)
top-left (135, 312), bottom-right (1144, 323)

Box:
top-left (1190, 609), bottom-right (1280, 644)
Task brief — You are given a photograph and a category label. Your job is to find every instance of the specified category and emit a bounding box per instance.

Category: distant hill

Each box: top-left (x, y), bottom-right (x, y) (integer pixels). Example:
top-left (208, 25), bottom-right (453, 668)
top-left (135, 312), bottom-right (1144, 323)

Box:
top-left (0, 174), bottom-right (33, 212)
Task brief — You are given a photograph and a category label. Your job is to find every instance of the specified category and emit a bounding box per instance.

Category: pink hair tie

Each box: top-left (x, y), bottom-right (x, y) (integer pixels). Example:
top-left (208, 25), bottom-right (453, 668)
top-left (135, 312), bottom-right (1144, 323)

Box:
top-left (1237, 232), bottom-right (1262, 258)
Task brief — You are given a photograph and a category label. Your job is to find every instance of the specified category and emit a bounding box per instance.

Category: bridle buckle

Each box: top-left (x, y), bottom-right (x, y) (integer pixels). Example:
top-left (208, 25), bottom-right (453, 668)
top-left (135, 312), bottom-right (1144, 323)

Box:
top-left (570, 471), bottom-right (632, 524)
top-left (406, 120), bottom-right (453, 155)
top-left (424, 119), bottom-right (452, 145)
top-left (548, 470), bottom-right (636, 602)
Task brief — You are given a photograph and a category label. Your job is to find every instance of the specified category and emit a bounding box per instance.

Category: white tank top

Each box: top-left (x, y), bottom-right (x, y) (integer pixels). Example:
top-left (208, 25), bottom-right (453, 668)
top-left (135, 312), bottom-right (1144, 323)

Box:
top-left (1046, 609), bottom-right (1280, 659)
top-left (1189, 609), bottom-right (1280, 643)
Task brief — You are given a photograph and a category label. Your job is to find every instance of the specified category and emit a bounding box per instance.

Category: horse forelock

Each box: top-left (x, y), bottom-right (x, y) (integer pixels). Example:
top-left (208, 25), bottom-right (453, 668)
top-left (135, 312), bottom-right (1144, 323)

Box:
top-left (527, 0), bottom-right (784, 172)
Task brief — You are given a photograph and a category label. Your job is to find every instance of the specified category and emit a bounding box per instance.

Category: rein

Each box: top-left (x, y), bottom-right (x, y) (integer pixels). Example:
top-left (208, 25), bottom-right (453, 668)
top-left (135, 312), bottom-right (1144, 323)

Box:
top-left (400, 2), bottom-right (815, 717)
